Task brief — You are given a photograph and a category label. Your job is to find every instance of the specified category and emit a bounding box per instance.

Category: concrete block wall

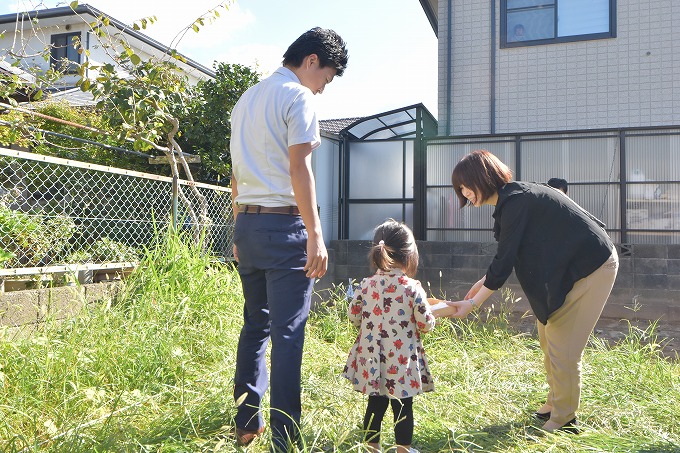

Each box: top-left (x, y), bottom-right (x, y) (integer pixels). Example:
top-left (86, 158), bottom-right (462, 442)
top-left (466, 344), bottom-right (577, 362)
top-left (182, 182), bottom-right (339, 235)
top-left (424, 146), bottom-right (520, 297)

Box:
top-left (4, 244), bottom-right (678, 329)
top-left (0, 282), bottom-right (121, 329)
top-left (323, 240), bottom-right (680, 322)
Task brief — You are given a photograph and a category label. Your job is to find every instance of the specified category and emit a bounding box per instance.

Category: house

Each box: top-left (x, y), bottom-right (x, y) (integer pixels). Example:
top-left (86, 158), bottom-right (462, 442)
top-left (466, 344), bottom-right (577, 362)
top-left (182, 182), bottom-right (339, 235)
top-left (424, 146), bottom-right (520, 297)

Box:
top-left (418, 0), bottom-right (678, 135)
top-left (415, 0), bottom-right (680, 245)
top-left (0, 3), bottom-right (215, 104)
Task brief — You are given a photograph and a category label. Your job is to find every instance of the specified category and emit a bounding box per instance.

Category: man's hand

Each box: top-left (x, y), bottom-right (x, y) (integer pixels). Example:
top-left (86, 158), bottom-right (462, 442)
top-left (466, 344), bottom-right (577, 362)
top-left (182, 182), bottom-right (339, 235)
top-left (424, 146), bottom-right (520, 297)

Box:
top-left (304, 232), bottom-right (327, 278)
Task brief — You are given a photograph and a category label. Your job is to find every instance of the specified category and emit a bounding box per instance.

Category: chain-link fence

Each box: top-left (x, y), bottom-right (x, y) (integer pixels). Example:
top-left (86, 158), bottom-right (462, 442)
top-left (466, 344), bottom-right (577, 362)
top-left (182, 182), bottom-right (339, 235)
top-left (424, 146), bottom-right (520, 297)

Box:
top-left (0, 147), bottom-right (233, 275)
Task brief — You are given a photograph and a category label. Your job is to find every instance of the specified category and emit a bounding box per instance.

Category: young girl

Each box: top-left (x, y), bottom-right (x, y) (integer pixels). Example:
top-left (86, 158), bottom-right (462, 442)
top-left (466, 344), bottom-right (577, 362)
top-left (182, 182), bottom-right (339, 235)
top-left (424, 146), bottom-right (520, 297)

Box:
top-left (342, 219), bottom-right (436, 453)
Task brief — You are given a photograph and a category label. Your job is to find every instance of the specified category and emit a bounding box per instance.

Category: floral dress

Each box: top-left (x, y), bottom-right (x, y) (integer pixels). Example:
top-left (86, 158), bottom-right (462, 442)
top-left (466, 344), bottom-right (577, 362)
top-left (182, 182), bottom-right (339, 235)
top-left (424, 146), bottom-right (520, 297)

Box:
top-left (342, 270), bottom-right (436, 398)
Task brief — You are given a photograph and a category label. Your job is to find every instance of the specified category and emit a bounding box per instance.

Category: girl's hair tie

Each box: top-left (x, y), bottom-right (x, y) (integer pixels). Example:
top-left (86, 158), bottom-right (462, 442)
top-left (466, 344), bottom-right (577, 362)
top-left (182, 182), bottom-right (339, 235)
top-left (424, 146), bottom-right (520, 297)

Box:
top-left (378, 240), bottom-right (385, 245)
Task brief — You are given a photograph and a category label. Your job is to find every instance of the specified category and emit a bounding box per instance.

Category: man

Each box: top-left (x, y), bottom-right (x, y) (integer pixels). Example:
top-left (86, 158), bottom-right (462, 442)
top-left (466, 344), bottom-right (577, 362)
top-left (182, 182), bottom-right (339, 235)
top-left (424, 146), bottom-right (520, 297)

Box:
top-left (229, 27), bottom-right (348, 451)
top-left (511, 23), bottom-right (526, 41)
top-left (548, 177), bottom-right (568, 194)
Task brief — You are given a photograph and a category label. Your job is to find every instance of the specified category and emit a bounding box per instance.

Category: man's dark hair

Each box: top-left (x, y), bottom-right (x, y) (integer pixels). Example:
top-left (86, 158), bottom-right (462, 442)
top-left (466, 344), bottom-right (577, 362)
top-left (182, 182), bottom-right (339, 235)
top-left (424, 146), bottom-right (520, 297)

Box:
top-left (283, 27), bottom-right (349, 76)
top-left (547, 177), bottom-right (568, 194)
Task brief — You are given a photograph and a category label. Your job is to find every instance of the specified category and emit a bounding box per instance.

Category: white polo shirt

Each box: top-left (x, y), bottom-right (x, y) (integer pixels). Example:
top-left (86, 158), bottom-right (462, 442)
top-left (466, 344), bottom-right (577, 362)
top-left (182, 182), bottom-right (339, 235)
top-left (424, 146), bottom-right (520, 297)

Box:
top-left (230, 67), bottom-right (320, 207)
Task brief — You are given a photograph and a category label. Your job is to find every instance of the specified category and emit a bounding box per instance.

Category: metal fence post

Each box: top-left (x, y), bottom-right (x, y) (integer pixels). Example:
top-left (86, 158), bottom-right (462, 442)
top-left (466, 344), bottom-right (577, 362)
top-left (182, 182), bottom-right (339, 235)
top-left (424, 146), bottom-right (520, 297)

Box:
top-left (172, 174), bottom-right (179, 231)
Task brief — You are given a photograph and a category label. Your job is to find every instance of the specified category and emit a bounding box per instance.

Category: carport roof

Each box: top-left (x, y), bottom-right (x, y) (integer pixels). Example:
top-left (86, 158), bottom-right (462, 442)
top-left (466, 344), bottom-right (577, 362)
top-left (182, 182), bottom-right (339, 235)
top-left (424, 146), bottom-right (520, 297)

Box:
top-left (337, 103), bottom-right (435, 140)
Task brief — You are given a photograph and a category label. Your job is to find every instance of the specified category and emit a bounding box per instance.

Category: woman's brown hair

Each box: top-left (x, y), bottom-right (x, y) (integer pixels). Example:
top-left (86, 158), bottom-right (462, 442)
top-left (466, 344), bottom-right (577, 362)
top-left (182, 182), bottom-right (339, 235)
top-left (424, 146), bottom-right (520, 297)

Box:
top-left (451, 149), bottom-right (513, 208)
top-left (368, 219), bottom-right (419, 277)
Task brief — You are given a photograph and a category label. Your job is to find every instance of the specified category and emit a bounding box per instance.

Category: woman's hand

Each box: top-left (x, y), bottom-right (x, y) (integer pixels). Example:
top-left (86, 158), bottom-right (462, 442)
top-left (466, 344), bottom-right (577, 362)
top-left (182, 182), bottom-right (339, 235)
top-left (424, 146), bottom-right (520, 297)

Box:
top-left (465, 276), bottom-right (486, 299)
top-left (445, 300), bottom-right (475, 318)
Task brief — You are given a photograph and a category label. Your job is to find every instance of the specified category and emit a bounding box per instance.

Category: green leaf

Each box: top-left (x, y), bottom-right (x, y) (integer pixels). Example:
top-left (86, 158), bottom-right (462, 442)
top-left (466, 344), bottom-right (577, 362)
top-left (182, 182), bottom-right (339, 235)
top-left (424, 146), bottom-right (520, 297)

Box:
top-left (69, 1), bottom-right (79, 10)
top-left (0, 250), bottom-right (15, 264)
top-left (191, 24), bottom-right (200, 33)
top-left (130, 54), bottom-right (142, 66)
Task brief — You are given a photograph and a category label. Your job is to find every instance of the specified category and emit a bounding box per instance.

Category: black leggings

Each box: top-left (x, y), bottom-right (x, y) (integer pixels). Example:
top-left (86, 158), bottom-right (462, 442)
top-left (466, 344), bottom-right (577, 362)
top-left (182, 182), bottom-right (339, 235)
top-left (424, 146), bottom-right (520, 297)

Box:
top-left (363, 395), bottom-right (414, 446)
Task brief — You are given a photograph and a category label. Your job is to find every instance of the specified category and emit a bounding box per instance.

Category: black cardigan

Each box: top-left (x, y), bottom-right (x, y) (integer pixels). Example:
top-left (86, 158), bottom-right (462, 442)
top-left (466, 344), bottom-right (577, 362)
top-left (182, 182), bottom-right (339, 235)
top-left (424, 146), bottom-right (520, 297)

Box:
top-left (484, 182), bottom-right (614, 324)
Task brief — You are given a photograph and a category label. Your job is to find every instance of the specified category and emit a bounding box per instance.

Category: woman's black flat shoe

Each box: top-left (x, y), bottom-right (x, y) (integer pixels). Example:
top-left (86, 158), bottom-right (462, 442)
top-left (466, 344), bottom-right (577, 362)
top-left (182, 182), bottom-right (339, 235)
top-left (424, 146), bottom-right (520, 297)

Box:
top-left (534, 411), bottom-right (550, 421)
top-left (558, 418), bottom-right (580, 434)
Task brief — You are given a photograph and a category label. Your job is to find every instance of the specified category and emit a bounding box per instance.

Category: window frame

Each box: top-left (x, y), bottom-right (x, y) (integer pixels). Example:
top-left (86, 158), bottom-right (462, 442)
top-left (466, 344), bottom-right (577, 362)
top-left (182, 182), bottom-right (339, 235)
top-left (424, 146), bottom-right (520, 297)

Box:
top-left (500, 0), bottom-right (616, 48)
top-left (50, 31), bottom-right (82, 74)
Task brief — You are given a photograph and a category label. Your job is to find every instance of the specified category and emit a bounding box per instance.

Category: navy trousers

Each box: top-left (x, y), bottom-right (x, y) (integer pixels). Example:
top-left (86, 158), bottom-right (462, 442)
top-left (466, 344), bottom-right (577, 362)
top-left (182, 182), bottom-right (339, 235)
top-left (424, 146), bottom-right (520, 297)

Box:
top-left (233, 212), bottom-right (314, 452)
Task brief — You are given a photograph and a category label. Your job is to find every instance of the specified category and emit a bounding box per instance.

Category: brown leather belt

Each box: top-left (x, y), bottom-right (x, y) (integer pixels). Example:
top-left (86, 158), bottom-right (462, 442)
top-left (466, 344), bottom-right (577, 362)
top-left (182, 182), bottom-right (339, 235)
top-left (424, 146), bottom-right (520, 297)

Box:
top-left (237, 205), bottom-right (300, 215)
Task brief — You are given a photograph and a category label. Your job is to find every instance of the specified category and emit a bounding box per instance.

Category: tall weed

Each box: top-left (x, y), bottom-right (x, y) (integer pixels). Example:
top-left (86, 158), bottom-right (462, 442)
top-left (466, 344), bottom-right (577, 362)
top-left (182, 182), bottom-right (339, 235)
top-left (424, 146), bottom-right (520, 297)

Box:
top-left (0, 230), bottom-right (242, 452)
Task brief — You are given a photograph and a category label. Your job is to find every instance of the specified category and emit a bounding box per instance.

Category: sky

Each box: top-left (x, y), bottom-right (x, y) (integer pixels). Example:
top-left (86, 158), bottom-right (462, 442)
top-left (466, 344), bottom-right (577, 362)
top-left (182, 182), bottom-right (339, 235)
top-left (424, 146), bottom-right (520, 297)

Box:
top-left (1, 0), bottom-right (439, 121)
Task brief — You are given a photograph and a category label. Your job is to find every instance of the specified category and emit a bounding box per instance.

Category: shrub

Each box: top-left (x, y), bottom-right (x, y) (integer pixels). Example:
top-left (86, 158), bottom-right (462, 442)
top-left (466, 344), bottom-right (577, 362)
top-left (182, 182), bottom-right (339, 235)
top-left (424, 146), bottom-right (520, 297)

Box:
top-left (0, 204), bottom-right (76, 267)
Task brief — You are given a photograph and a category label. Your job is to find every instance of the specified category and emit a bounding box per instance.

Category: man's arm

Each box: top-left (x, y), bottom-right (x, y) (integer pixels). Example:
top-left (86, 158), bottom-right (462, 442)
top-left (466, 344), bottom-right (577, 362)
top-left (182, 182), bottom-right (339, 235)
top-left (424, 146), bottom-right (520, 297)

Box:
top-left (289, 143), bottom-right (327, 279)
top-left (231, 173), bottom-right (239, 262)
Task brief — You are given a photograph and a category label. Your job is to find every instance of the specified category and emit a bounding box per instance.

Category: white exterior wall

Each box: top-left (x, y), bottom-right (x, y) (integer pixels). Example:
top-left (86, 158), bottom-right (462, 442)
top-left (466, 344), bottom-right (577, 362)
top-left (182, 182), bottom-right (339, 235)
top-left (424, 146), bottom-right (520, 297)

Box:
top-left (312, 135), bottom-right (341, 245)
top-left (438, 0), bottom-right (680, 135)
top-left (437, 0), bottom-right (493, 135)
top-left (0, 24), bottom-right (87, 89)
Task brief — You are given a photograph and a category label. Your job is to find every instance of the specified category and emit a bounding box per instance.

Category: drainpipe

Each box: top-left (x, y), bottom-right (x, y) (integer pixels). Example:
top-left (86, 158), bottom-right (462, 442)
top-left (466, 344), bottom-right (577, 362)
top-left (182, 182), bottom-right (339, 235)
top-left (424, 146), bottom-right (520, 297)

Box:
top-left (85, 30), bottom-right (90, 79)
top-left (490, 0), bottom-right (496, 134)
top-left (446, 0), bottom-right (452, 136)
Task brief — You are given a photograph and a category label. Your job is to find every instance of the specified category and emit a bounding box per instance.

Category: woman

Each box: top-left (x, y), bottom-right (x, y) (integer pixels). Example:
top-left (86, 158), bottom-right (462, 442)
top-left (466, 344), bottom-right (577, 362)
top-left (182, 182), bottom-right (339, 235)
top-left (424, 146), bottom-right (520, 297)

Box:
top-left (447, 150), bottom-right (618, 433)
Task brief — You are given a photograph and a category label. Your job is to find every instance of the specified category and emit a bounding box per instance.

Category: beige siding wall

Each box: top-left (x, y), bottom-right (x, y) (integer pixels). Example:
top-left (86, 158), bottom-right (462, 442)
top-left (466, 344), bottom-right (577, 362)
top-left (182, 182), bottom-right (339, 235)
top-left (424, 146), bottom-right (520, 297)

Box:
top-left (437, 0), bottom-right (680, 135)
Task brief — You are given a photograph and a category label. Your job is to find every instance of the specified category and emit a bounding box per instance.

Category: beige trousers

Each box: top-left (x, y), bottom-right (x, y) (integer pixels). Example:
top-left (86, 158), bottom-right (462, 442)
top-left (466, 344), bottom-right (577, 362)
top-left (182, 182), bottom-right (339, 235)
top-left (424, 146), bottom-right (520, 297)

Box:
top-left (537, 247), bottom-right (619, 425)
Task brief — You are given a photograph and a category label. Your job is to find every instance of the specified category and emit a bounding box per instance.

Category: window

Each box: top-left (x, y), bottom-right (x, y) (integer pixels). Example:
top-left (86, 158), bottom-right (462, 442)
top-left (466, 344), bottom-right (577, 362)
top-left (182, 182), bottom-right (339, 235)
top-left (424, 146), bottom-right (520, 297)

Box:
top-left (501, 0), bottom-right (615, 47)
top-left (50, 32), bottom-right (81, 73)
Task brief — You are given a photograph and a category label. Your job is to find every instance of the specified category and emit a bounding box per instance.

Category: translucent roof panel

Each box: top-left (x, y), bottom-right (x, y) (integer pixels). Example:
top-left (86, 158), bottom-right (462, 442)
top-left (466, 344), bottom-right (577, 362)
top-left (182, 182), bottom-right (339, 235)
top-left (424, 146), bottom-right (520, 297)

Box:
top-left (341, 104), bottom-right (436, 140)
top-left (367, 129), bottom-right (402, 140)
top-left (348, 118), bottom-right (386, 139)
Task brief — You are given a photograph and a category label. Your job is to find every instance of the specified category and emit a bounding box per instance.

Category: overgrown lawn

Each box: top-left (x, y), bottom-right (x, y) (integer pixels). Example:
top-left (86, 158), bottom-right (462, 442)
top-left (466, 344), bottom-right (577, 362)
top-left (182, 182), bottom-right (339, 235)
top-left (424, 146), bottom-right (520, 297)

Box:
top-left (1, 234), bottom-right (678, 452)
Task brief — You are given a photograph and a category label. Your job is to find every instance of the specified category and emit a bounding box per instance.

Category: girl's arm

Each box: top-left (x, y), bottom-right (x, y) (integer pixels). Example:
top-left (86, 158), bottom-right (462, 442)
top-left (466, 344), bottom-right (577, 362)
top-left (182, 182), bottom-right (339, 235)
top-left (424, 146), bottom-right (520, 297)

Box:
top-left (413, 287), bottom-right (437, 333)
top-left (347, 286), bottom-right (363, 327)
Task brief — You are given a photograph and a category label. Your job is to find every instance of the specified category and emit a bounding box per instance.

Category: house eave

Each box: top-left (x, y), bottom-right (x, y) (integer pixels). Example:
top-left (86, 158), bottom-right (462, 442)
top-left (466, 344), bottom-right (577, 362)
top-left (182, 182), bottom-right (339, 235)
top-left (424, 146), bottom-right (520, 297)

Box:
top-left (0, 4), bottom-right (215, 79)
top-left (418, 0), bottom-right (438, 36)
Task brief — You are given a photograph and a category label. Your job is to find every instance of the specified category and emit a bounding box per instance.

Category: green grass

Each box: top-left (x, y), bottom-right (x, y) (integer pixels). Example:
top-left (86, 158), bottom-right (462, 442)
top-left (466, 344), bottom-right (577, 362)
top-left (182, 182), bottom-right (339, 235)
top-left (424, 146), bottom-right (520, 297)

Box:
top-left (0, 234), bottom-right (678, 452)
